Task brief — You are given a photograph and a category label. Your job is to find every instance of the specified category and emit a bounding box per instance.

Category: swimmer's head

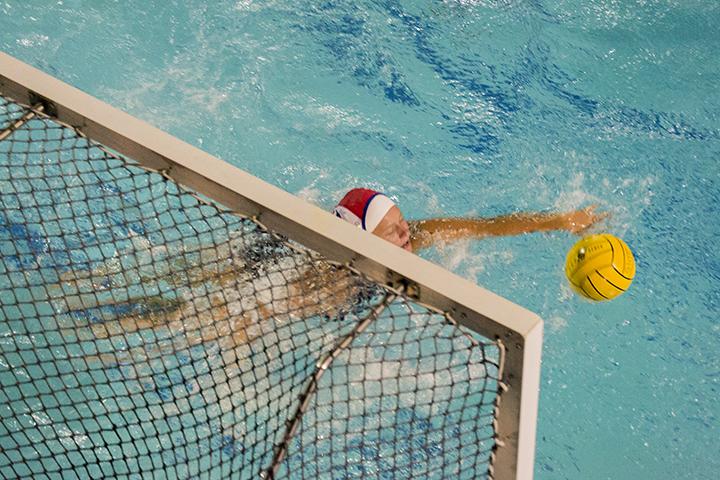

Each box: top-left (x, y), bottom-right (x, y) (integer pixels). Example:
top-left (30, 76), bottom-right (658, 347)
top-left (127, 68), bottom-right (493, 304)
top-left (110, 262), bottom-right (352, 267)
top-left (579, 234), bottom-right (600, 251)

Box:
top-left (333, 188), bottom-right (412, 252)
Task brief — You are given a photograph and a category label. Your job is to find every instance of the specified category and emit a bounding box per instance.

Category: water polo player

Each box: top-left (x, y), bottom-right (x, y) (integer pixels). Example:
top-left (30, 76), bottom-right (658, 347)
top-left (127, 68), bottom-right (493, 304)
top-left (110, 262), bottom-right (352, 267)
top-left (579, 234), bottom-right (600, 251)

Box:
top-left (333, 187), bottom-right (606, 252)
top-left (69, 187), bottom-right (605, 364)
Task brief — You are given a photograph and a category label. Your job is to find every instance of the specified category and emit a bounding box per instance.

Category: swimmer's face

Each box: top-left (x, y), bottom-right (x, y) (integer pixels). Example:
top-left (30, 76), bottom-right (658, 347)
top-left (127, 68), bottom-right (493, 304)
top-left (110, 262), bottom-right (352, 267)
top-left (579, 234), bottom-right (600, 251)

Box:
top-left (372, 206), bottom-right (412, 252)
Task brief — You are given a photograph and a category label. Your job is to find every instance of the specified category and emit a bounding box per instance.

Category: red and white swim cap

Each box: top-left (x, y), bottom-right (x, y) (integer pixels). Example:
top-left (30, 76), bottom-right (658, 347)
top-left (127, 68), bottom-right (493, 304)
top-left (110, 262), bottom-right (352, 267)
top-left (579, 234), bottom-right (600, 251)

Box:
top-left (333, 188), bottom-right (396, 232)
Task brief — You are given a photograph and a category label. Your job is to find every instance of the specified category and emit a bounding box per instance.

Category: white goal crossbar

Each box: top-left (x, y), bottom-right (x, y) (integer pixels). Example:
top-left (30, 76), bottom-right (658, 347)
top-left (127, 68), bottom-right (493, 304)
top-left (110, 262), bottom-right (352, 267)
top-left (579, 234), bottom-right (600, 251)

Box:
top-left (0, 51), bottom-right (542, 479)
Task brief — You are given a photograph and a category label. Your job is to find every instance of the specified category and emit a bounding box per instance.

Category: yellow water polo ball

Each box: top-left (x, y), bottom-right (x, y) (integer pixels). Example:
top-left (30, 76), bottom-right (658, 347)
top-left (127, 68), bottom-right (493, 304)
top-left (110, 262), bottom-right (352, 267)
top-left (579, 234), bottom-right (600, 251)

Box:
top-left (565, 234), bottom-right (635, 301)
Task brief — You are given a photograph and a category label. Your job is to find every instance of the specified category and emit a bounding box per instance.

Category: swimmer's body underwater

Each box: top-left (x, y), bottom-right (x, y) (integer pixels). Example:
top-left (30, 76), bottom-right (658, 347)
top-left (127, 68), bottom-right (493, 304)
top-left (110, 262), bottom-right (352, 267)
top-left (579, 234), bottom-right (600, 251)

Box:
top-left (334, 187), bottom-right (606, 253)
top-left (75, 187), bottom-right (607, 363)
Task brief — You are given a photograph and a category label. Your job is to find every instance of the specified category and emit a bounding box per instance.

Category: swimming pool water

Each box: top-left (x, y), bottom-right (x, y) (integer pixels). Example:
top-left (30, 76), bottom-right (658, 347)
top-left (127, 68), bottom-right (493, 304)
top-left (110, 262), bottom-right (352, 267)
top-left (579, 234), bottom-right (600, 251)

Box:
top-left (1, 0), bottom-right (719, 478)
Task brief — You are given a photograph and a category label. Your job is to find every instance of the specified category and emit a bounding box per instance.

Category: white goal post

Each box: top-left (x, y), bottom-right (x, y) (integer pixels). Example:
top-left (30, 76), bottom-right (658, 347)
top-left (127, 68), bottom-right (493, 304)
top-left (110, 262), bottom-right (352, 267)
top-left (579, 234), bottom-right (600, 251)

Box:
top-left (0, 51), bottom-right (542, 479)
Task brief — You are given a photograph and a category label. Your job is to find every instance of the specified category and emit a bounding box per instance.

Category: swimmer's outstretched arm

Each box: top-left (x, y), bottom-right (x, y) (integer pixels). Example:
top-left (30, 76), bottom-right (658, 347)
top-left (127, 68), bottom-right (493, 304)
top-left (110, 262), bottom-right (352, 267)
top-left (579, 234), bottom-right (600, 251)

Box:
top-left (409, 205), bottom-right (607, 250)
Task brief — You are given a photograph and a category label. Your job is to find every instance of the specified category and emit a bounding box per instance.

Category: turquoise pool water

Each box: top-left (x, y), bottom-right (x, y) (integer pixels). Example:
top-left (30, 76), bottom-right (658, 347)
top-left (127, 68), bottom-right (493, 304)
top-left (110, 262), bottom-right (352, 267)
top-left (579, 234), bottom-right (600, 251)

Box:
top-left (1, 0), bottom-right (718, 478)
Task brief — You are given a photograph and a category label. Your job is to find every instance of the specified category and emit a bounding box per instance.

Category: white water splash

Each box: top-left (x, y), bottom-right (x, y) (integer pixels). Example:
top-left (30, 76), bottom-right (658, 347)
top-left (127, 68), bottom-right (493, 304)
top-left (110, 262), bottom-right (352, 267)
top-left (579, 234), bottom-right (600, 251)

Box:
top-left (16, 34), bottom-right (50, 48)
top-left (433, 239), bottom-right (514, 282)
top-left (548, 315), bottom-right (569, 332)
top-left (553, 167), bottom-right (657, 237)
top-left (281, 94), bottom-right (367, 133)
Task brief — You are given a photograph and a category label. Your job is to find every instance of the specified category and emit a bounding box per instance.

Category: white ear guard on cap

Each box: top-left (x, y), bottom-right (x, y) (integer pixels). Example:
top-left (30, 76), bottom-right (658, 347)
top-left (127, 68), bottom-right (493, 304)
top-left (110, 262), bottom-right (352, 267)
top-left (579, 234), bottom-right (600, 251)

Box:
top-left (364, 194), bottom-right (396, 233)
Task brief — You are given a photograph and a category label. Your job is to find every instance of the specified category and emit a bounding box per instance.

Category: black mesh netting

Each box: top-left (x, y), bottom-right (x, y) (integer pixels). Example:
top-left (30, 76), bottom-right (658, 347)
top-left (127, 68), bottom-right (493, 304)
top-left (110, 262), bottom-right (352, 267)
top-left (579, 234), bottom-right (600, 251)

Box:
top-left (0, 96), bottom-right (28, 133)
top-left (0, 96), bottom-right (503, 480)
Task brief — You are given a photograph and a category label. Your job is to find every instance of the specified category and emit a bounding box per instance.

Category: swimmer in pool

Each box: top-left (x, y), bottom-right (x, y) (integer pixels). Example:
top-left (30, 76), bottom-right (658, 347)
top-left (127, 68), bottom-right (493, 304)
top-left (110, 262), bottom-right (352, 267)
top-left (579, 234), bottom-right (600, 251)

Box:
top-left (66, 187), bottom-right (606, 365)
top-left (333, 188), bottom-right (607, 253)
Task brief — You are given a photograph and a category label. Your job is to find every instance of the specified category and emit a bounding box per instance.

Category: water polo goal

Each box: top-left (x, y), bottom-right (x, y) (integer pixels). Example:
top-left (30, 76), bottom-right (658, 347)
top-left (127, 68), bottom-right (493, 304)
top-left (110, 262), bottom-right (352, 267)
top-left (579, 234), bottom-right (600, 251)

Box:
top-left (0, 52), bottom-right (542, 480)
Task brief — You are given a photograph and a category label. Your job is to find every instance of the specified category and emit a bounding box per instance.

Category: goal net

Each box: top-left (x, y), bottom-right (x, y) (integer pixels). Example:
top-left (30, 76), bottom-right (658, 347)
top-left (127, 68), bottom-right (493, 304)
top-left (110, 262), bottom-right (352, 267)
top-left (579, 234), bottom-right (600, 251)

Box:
top-left (0, 95), bottom-right (506, 479)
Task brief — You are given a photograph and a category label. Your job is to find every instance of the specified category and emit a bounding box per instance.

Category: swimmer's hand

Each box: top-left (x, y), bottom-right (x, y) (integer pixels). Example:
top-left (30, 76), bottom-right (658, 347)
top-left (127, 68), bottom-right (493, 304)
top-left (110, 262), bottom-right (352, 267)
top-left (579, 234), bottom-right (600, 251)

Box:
top-left (563, 205), bottom-right (609, 234)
